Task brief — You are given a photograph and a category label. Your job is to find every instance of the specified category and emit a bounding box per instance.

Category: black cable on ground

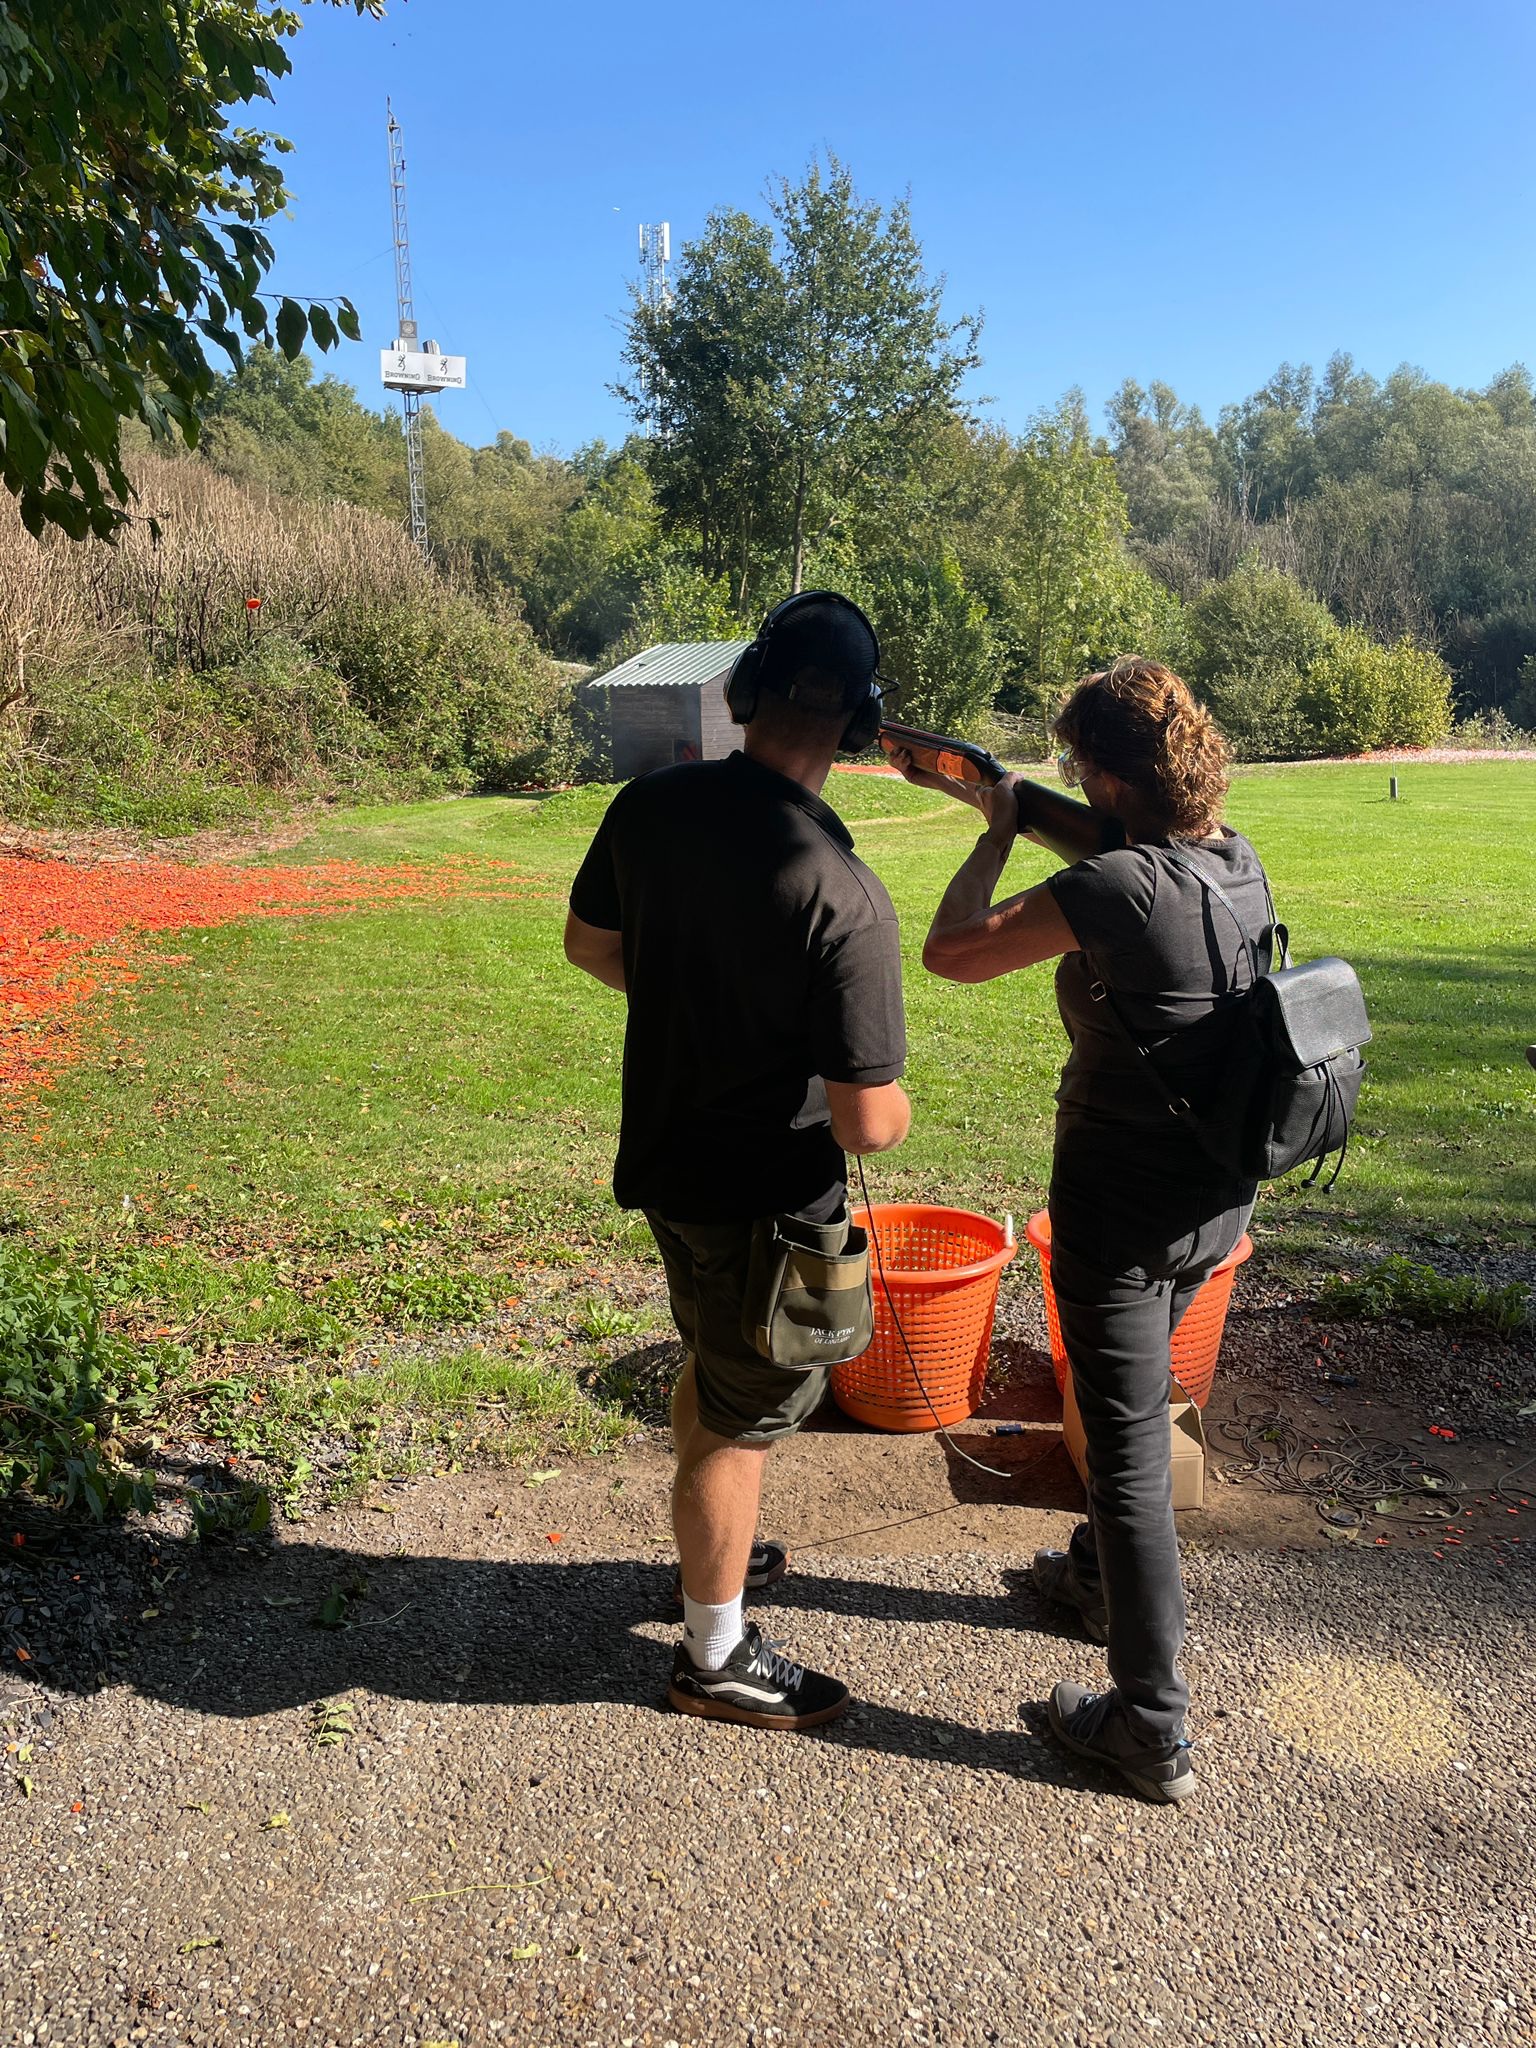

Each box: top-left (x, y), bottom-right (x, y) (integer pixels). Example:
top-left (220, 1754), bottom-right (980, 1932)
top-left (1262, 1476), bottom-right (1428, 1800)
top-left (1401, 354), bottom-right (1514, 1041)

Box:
top-left (1214, 1397), bottom-right (1463, 1528)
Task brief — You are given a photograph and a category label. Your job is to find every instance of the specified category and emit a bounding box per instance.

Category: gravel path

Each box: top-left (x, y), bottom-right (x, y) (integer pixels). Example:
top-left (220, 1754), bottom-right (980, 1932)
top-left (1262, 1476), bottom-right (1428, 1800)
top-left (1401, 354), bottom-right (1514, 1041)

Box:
top-left (3, 1475), bottom-right (1531, 2048)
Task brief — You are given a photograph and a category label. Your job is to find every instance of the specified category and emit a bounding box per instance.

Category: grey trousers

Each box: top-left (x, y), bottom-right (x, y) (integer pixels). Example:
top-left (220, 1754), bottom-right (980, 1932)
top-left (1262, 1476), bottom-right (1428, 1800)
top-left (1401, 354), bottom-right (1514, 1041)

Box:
top-left (1048, 1184), bottom-right (1253, 1747)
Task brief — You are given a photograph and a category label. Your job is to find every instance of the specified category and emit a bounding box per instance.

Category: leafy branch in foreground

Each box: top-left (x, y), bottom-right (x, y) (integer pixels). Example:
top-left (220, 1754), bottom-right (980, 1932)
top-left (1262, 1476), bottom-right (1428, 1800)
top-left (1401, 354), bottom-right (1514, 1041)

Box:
top-left (0, 1), bottom-right (381, 541)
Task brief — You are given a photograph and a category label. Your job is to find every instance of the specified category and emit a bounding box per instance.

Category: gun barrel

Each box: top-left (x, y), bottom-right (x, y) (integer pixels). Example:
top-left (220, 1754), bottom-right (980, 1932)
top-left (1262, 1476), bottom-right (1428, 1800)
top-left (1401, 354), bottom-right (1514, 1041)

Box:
top-left (877, 720), bottom-right (1120, 862)
top-left (1012, 778), bottom-right (1124, 863)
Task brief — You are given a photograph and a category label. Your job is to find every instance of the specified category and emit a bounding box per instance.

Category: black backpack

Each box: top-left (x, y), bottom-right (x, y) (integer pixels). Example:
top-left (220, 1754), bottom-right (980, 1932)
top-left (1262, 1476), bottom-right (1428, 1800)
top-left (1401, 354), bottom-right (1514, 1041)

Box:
top-left (1092, 847), bottom-right (1371, 1187)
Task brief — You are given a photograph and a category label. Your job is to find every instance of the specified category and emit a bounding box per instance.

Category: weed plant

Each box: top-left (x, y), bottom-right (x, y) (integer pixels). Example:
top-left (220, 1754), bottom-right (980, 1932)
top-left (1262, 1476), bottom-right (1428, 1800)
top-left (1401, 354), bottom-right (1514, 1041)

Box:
top-left (1317, 1256), bottom-right (1530, 1336)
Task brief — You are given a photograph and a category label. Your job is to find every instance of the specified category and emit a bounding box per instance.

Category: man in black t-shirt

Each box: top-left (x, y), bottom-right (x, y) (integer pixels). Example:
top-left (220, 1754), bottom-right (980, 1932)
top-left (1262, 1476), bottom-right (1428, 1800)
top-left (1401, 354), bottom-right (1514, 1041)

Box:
top-left (565, 594), bottom-right (910, 1731)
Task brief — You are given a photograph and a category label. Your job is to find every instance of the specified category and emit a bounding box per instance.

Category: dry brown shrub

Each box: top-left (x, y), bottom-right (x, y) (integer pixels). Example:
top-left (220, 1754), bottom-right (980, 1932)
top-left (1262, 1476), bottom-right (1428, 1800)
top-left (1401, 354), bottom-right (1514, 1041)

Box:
top-left (0, 451), bottom-right (433, 690)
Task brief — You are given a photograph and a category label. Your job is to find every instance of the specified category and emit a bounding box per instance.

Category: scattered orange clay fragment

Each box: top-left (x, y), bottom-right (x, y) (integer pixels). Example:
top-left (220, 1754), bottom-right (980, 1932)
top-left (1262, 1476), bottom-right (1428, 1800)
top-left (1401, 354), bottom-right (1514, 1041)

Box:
top-left (0, 852), bottom-right (531, 1114)
top-left (546, 1532), bottom-right (563, 1544)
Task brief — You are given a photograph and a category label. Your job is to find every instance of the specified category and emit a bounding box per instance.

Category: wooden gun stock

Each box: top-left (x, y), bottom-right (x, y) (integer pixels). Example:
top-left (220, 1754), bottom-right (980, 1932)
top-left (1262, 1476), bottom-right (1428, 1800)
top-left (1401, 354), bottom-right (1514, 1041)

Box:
top-left (877, 720), bottom-right (1123, 865)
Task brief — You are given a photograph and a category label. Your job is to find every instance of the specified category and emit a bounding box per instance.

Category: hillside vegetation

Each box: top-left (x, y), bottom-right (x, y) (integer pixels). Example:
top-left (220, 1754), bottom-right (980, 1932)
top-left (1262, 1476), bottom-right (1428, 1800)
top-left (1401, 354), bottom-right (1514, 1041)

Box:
top-left (0, 453), bottom-right (588, 832)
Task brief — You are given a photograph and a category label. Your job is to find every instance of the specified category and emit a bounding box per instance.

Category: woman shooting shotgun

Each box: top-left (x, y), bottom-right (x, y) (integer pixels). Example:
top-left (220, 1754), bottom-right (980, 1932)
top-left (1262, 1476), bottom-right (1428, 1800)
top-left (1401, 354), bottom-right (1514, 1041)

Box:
top-left (889, 660), bottom-right (1271, 1805)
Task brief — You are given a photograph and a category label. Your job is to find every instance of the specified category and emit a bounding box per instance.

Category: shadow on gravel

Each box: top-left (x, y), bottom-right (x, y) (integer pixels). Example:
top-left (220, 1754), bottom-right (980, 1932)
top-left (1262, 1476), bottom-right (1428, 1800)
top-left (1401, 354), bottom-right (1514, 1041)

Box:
top-left (10, 1496), bottom-right (1530, 1756)
top-left (4, 1523), bottom-right (1085, 1786)
top-left (6, 1531), bottom-right (1073, 1785)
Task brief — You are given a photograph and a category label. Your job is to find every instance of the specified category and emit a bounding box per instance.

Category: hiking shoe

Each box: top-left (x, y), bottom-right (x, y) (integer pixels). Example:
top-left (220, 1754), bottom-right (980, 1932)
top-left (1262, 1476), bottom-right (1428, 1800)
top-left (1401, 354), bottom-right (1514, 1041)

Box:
top-left (1031, 1548), bottom-right (1109, 1645)
top-left (672, 1541), bottom-right (789, 1607)
top-left (1047, 1681), bottom-right (1196, 1805)
top-left (667, 1622), bottom-right (849, 1730)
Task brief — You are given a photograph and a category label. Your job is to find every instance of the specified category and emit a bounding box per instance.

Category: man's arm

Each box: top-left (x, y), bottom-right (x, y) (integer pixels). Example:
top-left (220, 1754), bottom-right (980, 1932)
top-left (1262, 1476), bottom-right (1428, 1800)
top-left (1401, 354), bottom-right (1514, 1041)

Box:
top-left (824, 1078), bottom-right (911, 1155)
top-left (563, 910), bottom-right (626, 993)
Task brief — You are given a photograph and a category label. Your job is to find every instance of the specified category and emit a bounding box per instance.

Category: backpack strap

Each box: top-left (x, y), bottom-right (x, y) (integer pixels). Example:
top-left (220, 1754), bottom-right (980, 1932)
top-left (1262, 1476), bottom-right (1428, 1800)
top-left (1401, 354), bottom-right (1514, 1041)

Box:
top-left (1087, 975), bottom-right (1203, 1126)
top-left (1161, 844), bottom-right (1288, 975)
top-left (1085, 843), bottom-right (1282, 1126)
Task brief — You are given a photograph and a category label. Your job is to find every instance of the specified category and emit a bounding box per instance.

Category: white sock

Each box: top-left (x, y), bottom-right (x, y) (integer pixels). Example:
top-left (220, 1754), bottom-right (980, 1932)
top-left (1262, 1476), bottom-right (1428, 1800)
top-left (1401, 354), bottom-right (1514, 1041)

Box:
top-left (681, 1590), bottom-right (745, 1671)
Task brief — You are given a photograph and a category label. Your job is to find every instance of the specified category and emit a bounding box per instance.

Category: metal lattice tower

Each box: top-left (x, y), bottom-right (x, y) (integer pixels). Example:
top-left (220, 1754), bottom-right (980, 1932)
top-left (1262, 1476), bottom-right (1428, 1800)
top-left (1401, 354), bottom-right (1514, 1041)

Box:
top-left (387, 102), bottom-right (428, 556)
top-left (637, 222), bottom-right (671, 437)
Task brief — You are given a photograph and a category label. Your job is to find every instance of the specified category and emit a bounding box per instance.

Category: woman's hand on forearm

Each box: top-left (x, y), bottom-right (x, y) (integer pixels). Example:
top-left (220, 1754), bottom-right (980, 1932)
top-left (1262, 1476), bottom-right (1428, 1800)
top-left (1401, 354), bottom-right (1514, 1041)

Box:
top-left (978, 772), bottom-right (1022, 853)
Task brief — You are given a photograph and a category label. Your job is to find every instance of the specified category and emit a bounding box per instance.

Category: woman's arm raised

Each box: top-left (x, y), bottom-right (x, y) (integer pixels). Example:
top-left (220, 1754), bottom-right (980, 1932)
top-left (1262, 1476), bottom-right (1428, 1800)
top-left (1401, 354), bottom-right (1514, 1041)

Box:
top-left (921, 775), bottom-right (1080, 984)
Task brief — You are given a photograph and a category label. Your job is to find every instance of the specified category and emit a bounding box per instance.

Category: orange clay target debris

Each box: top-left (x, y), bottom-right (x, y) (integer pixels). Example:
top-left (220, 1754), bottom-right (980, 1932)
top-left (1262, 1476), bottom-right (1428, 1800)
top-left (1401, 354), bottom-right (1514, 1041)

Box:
top-left (0, 854), bottom-right (531, 1111)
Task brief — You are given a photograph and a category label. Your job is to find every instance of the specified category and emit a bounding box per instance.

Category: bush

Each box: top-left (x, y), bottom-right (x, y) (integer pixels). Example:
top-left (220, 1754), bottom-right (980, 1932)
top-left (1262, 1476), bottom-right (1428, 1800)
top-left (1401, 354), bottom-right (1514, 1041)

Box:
top-left (866, 552), bottom-right (999, 736)
top-left (0, 451), bottom-right (589, 822)
top-left (1303, 627), bottom-right (1454, 753)
top-left (1445, 706), bottom-right (1534, 750)
top-left (1318, 1256), bottom-right (1529, 1337)
top-left (0, 639), bottom-right (395, 831)
top-left (1, 1241), bottom-right (157, 1519)
top-left (1200, 658), bottom-right (1318, 759)
top-left (1508, 655), bottom-right (1536, 733)
top-left (1094, 561), bottom-right (1190, 677)
top-left (1185, 560), bottom-right (1339, 757)
top-left (310, 588), bottom-right (560, 789)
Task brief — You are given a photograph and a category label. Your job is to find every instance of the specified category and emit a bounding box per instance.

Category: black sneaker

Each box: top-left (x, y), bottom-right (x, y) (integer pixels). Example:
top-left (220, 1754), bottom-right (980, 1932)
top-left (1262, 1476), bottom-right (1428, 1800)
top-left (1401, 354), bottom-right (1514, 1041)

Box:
top-left (671, 1541), bottom-right (789, 1608)
top-left (1030, 1548), bottom-right (1109, 1645)
top-left (667, 1622), bottom-right (849, 1730)
top-left (1048, 1681), bottom-right (1196, 1805)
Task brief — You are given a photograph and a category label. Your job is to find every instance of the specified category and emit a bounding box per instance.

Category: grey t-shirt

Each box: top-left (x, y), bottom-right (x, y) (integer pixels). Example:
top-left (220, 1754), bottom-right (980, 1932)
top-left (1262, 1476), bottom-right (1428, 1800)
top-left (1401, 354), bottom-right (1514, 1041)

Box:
top-left (1045, 829), bottom-right (1272, 1134)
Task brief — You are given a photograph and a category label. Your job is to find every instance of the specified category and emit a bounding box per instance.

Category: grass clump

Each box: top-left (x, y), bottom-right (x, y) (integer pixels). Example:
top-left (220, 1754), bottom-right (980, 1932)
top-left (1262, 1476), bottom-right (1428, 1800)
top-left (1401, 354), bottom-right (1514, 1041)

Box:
top-left (182, 1346), bottom-right (631, 1512)
top-left (0, 1240), bottom-right (157, 1519)
top-left (1317, 1256), bottom-right (1530, 1337)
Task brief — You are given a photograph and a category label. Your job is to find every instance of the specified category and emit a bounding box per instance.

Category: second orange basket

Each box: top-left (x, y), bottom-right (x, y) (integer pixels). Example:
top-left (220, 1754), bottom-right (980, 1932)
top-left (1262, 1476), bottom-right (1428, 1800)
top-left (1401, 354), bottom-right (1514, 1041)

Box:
top-left (1025, 1209), bottom-right (1252, 1408)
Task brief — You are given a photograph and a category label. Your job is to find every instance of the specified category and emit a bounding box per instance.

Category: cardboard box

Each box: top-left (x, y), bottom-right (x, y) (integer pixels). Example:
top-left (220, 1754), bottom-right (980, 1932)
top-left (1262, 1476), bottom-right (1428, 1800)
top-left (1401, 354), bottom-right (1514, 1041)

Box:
top-left (1060, 1372), bottom-right (1207, 1511)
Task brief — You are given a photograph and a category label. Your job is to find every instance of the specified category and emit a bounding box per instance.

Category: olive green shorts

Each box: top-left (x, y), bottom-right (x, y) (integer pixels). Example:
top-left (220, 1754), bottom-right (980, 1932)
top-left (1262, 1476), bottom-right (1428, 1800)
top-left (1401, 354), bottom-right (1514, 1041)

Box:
top-left (644, 1211), bottom-right (831, 1445)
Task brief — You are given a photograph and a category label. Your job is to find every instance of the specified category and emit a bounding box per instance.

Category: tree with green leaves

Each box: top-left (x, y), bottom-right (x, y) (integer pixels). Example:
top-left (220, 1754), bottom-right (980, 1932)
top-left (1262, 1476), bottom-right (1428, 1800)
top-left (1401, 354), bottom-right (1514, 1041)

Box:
top-left (865, 551), bottom-right (997, 735)
top-left (621, 157), bottom-right (981, 601)
top-left (1184, 558), bottom-right (1340, 757)
top-left (532, 449), bottom-right (667, 657)
top-left (1105, 379), bottom-right (1223, 544)
top-left (0, 0), bottom-right (379, 541)
top-left (199, 345), bottom-right (402, 511)
top-left (976, 399), bottom-right (1145, 719)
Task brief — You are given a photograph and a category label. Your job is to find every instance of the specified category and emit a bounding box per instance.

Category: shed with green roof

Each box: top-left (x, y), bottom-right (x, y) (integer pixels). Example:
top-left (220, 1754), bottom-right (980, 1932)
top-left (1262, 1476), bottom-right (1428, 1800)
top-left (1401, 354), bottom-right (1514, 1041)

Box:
top-left (586, 640), bottom-right (751, 779)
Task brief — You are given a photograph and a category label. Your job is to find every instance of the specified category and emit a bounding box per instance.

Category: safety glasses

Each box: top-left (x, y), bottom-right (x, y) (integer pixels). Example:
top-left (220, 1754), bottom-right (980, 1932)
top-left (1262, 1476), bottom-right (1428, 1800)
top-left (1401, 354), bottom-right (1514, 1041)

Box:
top-left (1057, 748), bottom-right (1085, 789)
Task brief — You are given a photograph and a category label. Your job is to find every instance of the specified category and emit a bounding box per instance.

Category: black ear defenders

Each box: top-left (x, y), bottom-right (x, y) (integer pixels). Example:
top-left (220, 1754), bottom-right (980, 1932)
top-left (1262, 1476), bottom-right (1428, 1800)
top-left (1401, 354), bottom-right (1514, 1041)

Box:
top-left (724, 590), bottom-right (889, 753)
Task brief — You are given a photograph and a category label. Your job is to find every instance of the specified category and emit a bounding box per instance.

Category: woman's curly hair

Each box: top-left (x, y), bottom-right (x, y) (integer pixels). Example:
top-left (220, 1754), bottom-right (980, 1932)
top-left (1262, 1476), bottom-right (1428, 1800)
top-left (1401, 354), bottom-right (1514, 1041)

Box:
top-left (1053, 658), bottom-right (1231, 837)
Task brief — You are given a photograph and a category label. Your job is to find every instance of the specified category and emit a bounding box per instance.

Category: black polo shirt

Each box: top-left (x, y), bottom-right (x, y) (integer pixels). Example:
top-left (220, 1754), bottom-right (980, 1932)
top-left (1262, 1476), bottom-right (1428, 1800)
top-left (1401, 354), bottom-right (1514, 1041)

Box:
top-left (569, 752), bottom-right (906, 1224)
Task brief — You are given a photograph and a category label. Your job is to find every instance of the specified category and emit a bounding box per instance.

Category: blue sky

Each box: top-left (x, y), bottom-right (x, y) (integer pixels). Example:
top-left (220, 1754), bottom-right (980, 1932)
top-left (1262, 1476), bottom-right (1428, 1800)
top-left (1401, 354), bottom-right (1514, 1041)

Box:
top-left (264, 0), bottom-right (1536, 456)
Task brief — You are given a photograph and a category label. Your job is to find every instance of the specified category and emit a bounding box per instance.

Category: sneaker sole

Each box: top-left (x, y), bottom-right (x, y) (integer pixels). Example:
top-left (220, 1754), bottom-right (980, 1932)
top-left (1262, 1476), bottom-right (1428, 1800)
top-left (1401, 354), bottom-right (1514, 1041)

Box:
top-left (671, 1551), bottom-right (790, 1608)
top-left (666, 1682), bottom-right (848, 1732)
top-left (1047, 1693), bottom-right (1197, 1805)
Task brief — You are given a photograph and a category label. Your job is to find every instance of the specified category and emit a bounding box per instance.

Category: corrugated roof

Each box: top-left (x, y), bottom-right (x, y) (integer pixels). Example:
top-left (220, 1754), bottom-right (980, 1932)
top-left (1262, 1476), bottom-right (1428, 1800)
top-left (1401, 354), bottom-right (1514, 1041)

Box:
top-left (585, 640), bottom-right (750, 691)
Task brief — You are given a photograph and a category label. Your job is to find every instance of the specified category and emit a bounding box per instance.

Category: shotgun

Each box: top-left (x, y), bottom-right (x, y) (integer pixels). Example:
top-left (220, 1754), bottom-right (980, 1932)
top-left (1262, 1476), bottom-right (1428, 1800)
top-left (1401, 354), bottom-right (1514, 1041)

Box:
top-left (877, 720), bottom-right (1124, 866)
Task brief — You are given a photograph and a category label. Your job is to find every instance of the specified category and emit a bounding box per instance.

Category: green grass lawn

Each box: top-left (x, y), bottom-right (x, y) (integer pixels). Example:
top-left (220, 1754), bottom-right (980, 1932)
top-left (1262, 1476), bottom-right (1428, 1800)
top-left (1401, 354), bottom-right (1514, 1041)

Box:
top-left (11, 760), bottom-right (1532, 1257)
top-left (2, 759), bottom-right (1530, 1506)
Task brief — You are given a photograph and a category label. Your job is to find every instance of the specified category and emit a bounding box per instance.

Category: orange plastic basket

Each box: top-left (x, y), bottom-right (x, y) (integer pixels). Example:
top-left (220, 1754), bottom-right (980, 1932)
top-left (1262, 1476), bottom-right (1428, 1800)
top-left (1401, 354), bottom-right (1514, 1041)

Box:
top-left (831, 1205), bottom-right (1017, 1431)
top-left (1025, 1210), bottom-right (1252, 1409)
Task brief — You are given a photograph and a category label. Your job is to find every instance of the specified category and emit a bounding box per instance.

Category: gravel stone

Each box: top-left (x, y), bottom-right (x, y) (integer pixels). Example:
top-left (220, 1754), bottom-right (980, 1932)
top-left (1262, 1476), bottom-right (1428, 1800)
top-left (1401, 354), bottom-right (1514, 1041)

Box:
top-left (2, 1474), bottom-right (1530, 2048)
